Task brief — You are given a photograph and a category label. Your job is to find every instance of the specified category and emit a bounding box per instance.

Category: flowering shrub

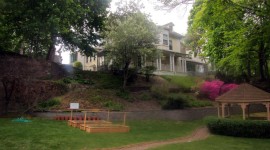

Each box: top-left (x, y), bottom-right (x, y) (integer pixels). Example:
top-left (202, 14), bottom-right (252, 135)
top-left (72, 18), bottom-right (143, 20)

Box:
top-left (200, 80), bottom-right (238, 100)
top-left (220, 84), bottom-right (238, 95)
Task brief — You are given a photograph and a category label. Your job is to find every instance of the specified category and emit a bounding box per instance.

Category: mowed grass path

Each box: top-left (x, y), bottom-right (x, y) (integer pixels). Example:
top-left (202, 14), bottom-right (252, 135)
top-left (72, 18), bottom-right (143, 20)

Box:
top-left (150, 135), bottom-right (270, 150)
top-left (0, 118), bottom-right (203, 150)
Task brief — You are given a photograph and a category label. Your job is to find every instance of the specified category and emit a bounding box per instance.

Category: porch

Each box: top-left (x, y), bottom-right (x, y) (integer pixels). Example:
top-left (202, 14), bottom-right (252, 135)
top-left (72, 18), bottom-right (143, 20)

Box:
top-left (154, 51), bottom-right (187, 74)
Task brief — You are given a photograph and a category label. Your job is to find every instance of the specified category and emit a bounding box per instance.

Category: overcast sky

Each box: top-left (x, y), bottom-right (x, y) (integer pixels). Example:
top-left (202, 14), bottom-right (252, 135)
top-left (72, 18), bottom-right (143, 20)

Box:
top-left (110, 0), bottom-right (192, 34)
top-left (62, 0), bottom-right (192, 64)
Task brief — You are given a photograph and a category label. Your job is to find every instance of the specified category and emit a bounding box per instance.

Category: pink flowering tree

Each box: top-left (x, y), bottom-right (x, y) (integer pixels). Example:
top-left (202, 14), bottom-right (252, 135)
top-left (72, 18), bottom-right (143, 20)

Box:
top-left (200, 80), bottom-right (238, 100)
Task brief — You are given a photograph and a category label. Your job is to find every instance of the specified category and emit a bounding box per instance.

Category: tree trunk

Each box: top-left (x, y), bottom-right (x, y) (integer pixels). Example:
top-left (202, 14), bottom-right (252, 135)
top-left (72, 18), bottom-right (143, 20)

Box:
top-left (2, 77), bottom-right (17, 114)
top-left (258, 41), bottom-right (266, 81)
top-left (122, 62), bottom-right (130, 89)
top-left (46, 34), bottom-right (56, 61)
top-left (265, 60), bottom-right (269, 80)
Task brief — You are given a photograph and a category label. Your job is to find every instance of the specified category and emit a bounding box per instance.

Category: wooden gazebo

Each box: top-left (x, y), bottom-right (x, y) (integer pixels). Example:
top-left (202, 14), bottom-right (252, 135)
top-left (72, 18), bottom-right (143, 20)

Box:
top-left (216, 83), bottom-right (270, 120)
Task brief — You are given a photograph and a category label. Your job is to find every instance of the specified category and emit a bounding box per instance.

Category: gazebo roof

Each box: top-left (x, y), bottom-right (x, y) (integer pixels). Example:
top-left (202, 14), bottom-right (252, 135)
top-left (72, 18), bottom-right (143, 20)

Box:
top-left (216, 83), bottom-right (270, 103)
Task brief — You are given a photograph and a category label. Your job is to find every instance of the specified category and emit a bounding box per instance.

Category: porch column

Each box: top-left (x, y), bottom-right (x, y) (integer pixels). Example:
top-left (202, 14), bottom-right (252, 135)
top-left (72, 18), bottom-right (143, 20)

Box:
top-left (156, 58), bottom-right (159, 70)
top-left (159, 57), bottom-right (162, 70)
top-left (179, 57), bottom-right (182, 72)
top-left (156, 56), bottom-right (162, 71)
top-left (172, 54), bottom-right (175, 72)
top-left (169, 53), bottom-right (173, 72)
top-left (183, 58), bottom-right (187, 73)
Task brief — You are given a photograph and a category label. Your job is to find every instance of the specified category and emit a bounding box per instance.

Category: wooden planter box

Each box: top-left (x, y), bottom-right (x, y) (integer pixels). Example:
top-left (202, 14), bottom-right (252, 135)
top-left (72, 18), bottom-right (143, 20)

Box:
top-left (68, 120), bottom-right (111, 128)
top-left (85, 124), bottom-right (130, 133)
top-left (79, 121), bottom-right (112, 130)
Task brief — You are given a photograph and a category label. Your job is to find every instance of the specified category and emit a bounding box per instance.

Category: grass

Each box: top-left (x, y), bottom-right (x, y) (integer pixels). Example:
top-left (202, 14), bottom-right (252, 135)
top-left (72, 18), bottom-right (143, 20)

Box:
top-left (150, 135), bottom-right (270, 150)
top-left (0, 118), bottom-right (204, 150)
top-left (162, 75), bottom-right (201, 92)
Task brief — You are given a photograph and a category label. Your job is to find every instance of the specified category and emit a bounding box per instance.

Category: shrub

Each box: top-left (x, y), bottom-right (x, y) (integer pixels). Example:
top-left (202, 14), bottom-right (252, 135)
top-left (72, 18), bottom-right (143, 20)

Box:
top-left (116, 89), bottom-right (131, 101)
top-left (73, 61), bottom-right (82, 70)
top-left (141, 66), bottom-right (156, 82)
top-left (220, 83), bottom-right (238, 94)
top-left (139, 92), bottom-right (152, 101)
top-left (102, 100), bottom-right (124, 111)
top-left (186, 99), bottom-right (213, 107)
top-left (200, 80), bottom-right (238, 100)
top-left (205, 117), bottom-right (270, 138)
top-left (38, 97), bottom-right (61, 110)
top-left (162, 94), bottom-right (188, 109)
top-left (150, 83), bottom-right (169, 100)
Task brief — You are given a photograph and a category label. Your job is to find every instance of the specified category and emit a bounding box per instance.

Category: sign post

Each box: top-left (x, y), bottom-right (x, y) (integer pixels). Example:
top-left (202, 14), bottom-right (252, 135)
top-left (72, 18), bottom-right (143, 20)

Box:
top-left (70, 103), bottom-right (79, 121)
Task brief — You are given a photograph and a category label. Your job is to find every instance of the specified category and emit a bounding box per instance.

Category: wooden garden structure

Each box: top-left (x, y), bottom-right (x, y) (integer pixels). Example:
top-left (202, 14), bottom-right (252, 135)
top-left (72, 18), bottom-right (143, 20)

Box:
top-left (68, 109), bottom-right (130, 133)
top-left (216, 83), bottom-right (270, 121)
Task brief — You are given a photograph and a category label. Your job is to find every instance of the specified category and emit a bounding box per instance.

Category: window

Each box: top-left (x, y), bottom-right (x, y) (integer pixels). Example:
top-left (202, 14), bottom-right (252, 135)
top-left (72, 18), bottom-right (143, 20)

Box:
top-left (86, 57), bottom-right (88, 63)
top-left (169, 40), bottom-right (172, 50)
top-left (163, 34), bottom-right (168, 45)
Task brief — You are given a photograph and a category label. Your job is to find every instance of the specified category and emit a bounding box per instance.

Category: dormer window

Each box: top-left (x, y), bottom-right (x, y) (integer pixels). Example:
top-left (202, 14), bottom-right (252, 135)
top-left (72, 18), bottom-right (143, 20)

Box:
top-left (163, 34), bottom-right (168, 45)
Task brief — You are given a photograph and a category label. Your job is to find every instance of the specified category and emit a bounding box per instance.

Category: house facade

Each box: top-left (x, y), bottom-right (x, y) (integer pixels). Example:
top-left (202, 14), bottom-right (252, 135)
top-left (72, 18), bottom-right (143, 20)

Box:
top-left (70, 47), bottom-right (105, 71)
top-left (154, 22), bottom-right (207, 75)
top-left (70, 22), bottom-right (208, 75)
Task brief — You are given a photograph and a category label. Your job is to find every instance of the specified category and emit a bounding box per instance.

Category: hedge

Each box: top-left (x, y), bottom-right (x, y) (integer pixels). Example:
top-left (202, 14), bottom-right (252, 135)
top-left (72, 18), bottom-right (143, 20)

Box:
top-left (205, 117), bottom-right (270, 138)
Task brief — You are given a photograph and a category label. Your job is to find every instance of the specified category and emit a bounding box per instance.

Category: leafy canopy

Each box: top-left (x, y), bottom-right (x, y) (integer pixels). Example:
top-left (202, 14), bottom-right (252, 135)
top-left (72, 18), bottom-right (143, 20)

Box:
top-left (0, 0), bottom-right (110, 59)
top-left (186, 0), bottom-right (270, 81)
top-left (104, 1), bottom-right (159, 88)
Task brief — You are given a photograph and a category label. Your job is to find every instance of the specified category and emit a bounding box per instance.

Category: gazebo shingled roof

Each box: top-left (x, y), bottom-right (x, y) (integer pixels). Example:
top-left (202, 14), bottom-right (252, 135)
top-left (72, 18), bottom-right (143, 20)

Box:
top-left (216, 83), bottom-right (270, 120)
top-left (216, 83), bottom-right (270, 102)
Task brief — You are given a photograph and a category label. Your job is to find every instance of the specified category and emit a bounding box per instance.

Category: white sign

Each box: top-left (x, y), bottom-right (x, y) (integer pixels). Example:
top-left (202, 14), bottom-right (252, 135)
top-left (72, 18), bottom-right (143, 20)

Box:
top-left (70, 103), bottom-right (79, 109)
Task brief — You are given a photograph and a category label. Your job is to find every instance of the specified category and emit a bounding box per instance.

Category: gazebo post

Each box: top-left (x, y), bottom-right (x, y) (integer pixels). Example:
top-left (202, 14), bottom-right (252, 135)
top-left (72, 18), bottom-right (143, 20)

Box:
top-left (263, 103), bottom-right (270, 121)
top-left (227, 104), bottom-right (230, 117)
top-left (240, 103), bottom-right (248, 120)
top-left (247, 105), bottom-right (250, 118)
top-left (217, 103), bottom-right (220, 118)
top-left (221, 103), bottom-right (226, 118)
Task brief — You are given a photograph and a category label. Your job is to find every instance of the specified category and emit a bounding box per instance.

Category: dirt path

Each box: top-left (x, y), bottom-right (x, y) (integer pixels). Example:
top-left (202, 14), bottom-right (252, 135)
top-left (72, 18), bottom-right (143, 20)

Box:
top-left (98, 127), bottom-right (210, 150)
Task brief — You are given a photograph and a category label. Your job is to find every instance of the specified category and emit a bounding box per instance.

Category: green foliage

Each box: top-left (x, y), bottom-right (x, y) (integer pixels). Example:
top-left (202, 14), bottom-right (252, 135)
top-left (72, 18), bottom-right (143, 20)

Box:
top-left (161, 93), bottom-right (212, 110)
top-left (187, 0), bottom-right (270, 80)
top-left (141, 66), bottom-right (156, 82)
top-left (205, 117), bottom-right (270, 138)
top-left (0, 0), bottom-right (110, 58)
top-left (105, 1), bottom-right (159, 88)
top-left (162, 94), bottom-right (188, 109)
top-left (162, 75), bottom-right (199, 92)
top-left (86, 72), bottom-right (122, 89)
top-left (186, 99), bottom-right (212, 107)
top-left (38, 97), bottom-right (61, 110)
top-left (116, 90), bottom-right (131, 101)
top-left (52, 81), bottom-right (68, 94)
top-left (73, 61), bottom-right (82, 70)
top-left (102, 100), bottom-right (124, 111)
top-left (139, 92), bottom-right (152, 101)
top-left (150, 83), bottom-right (169, 100)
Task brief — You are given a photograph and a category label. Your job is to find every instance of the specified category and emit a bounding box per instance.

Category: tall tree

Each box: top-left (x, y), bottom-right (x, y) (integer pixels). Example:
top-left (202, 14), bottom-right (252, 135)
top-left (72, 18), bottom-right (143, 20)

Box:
top-left (105, 1), bottom-right (159, 88)
top-left (186, 0), bottom-right (270, 81)
top-left (0, 0), bottom-right (110, 60)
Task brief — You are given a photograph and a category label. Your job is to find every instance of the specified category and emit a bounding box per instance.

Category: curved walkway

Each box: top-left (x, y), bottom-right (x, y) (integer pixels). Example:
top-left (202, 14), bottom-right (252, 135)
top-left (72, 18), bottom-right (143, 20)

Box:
top-left (98, 127), bottom-right (210, 150)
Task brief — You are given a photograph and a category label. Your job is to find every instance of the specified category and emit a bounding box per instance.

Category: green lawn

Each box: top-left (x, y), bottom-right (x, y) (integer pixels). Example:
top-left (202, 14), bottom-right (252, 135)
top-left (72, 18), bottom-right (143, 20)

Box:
top-left (150, 135), bottom-right (270, 150)
top-left (161, 75), bottom-right (201, 91)
top-left (0, 118), bottom-right (203, 150)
